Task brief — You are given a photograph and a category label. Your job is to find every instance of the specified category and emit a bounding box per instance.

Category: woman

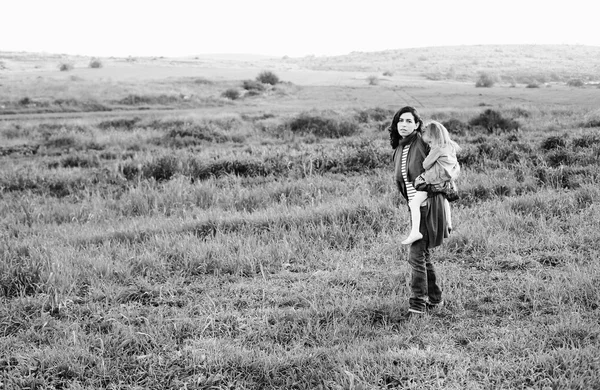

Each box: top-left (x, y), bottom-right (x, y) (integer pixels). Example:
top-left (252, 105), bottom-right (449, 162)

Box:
top-left (390, 106), bottom-right (449, 316)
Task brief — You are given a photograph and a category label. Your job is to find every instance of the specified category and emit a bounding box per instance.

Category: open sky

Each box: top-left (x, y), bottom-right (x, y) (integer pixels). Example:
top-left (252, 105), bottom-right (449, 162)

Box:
top-left (2, 0), bottom-right (598, 58)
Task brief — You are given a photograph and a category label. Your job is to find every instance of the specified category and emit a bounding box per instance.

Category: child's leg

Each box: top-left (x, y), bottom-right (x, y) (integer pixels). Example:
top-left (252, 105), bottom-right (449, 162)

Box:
top-left (402, 191), bottom-right (428, 245)
top-left (444, 198), bottom-right (453, 232)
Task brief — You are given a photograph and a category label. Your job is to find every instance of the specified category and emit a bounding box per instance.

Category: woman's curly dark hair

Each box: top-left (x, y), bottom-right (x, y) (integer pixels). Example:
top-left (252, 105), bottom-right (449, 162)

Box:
top-left (388, 106), bottom-right (423, 149)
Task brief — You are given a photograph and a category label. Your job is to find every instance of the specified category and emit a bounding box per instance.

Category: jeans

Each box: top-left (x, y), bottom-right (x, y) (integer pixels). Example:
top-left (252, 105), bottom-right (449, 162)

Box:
top-left (408, 206), bottom-right (443, 312)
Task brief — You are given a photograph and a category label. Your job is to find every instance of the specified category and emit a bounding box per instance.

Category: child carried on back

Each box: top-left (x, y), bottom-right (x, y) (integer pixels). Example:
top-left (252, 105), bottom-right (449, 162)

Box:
top-left (401, 121), bottom-right (461, 245)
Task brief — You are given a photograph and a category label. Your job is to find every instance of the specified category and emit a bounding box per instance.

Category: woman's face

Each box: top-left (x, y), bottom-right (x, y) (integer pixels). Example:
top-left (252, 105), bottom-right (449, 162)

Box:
top-left (396, 112), bottom-right (419, 138)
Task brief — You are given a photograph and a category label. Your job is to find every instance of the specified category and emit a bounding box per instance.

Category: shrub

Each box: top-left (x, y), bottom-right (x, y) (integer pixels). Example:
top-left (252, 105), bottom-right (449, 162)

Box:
top-left (97, 117), bottom-right (141, 130)
top-left (469, 109), bottom-right (519, 133)
top-left (50, 98), bottom-right (110, 111)
top-left (475, 73), bottom-right (495, 88)
top-left (467, 185), bottom-right (492, 202)
top-left (118, 94), bottom-right (182, 105)
top-left (382, 70), bottom-right (394, 76)
top-left (187, 157), bottom-right (287, 181)
top-left (366, 75), bottom-right (379, 85)
top-left (58, 63), bottom-right (73, 71)
top-left (355, 107), bottom-right (394, 123)
top-left (120, 162), bottom-right (142, 181)
top-left (222, 89), bottom-right (240, 100)
top-left (256, 71), bottom-right (279, 85)
top-left (472, 138), bottom-right (526, 165)
top-left (242, 80), bottom-right (265, 92)
top-left (288, 113), bottom-right (359, 138)
top-left (163, 123), bottom-right (229, 144)
top-left (526, 82), bottom-right (540, 88)
top-left (60, 154), bottom-right (100, 168)
top-left (89, 58), bottom-right (103, 68)
top-left (456, 146), bottom-right (480, 167)
top-left (567, 79), bottom-right (584, 87)
top-left (45, 135), bottom-right (78, 149)
top-left (572, 135), bottom-right (600, 148)
top-left (148, 117), bottom-right (241, 133)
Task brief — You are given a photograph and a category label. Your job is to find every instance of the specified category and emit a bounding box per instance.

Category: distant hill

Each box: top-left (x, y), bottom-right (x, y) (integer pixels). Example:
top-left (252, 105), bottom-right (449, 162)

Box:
top-left (2, 45), bottom-right (599, 84)
top-left (279, 44), bottom-right (600, 83)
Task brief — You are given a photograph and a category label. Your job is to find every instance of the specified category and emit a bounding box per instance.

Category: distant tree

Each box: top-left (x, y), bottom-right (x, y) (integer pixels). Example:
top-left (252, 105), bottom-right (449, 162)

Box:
top-left (567, 78), bottom-right (584, 87)
top-left (475, 73), bottom-right (495, 88)
top-left (59, 63), bottom-right (74, 71)
top-left (89, 58), bottom-right (103, 68)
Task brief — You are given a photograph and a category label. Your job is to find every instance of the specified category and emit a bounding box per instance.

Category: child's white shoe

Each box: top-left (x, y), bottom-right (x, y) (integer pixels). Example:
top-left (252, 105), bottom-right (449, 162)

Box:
top-left (401, 232), bottom-right (423, 245)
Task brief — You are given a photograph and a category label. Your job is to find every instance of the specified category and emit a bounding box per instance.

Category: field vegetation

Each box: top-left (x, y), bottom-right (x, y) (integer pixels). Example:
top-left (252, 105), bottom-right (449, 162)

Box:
top-left (1, 47), bottom-right (599, 389)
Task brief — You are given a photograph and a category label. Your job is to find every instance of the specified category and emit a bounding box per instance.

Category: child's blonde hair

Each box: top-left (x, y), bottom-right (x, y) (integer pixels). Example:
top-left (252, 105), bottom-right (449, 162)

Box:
top-left (424, 121), bottom-right (461, 153)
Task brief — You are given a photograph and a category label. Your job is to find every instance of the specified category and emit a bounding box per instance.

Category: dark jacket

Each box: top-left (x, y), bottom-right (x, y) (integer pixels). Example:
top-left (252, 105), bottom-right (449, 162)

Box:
top-left (393, 134), bottom-right (429, 200)
top-left (392, 133), bottom-right (449, 248)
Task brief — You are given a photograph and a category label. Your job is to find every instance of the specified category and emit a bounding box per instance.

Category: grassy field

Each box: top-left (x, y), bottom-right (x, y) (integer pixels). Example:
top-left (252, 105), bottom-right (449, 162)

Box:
top-left (1, 47), bottom-right (600, 389)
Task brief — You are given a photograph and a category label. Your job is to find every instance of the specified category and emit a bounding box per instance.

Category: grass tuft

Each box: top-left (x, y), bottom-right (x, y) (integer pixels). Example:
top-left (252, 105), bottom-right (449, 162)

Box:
top-left (541, 136), bottom-right (566, 150)
top-left (0, 244), bottom-right (46, 298)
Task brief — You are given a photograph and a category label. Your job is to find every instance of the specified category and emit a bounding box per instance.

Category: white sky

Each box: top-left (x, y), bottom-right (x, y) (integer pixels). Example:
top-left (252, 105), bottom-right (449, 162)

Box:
top-left (2, 0), bottom-right (598, 58)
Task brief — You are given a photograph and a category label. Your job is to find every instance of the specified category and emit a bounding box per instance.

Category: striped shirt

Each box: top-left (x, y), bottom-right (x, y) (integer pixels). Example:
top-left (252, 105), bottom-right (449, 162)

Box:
top-left (401, 145), bottom-right (417, 202)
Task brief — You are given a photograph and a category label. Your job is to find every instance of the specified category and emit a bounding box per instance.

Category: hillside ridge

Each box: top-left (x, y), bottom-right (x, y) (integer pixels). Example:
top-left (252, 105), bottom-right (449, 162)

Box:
top-left (2, 44), bottom-right (599, 83)
top-left (280, 44), bottom-right (600, 83)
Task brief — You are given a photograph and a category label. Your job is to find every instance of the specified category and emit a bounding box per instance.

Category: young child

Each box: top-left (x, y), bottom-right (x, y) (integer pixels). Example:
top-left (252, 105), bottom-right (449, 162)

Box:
top-left (401, 121), bottom-right (461, 245)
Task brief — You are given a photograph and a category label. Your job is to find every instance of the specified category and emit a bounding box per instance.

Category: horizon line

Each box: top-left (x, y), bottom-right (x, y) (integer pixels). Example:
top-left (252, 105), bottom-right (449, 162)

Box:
top-left (1, 43), bottom-right (598, 60)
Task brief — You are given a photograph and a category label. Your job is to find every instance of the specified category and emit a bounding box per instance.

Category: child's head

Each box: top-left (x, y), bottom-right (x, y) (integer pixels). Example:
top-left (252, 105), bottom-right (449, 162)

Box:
top-left (423, 121), bottom-right (460, 151)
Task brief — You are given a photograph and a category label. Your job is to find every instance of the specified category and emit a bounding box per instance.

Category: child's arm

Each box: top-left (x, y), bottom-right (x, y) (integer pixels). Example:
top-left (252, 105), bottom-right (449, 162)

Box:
top-left (422, 147), bottom-right (444, 170)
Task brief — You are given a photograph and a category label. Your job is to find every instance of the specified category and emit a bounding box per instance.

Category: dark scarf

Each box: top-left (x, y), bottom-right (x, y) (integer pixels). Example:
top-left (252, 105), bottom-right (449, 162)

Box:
top-left (399, 131), bottom-right (419, 148)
